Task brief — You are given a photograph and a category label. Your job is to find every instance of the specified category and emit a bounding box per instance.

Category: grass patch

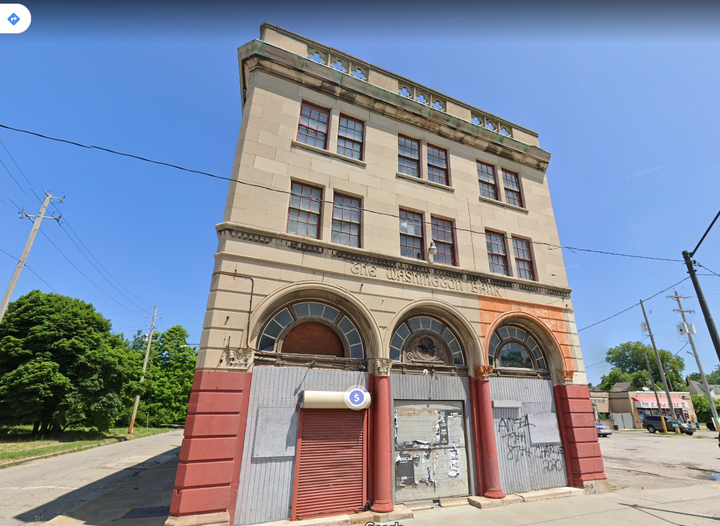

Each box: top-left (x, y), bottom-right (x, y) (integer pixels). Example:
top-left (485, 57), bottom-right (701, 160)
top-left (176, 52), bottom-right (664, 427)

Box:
top-left (0, 425), bottom-right (174, 466)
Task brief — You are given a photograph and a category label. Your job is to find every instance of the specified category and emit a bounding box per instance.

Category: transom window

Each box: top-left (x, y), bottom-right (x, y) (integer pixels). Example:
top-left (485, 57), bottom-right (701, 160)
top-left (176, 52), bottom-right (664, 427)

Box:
top-left (485, 231), bottom-right (508, 275)
top-left (297, 102), bottom-right (329, 149)
top-left (502, 169), bottom-right (523, 208)
top-left (337, 115), bottom-right (364, 160)
top-left (400, 209), bottom-right (424, 259)
top-left (390, 316), bottom-right (465, 366)
top-left (512, 238), bottom-right (535, 280)
top-left (332, 193), bottom-right (361, 247)
top-left (488, 326), bottom-right (546, 371)
top-left (258, 302), bottom-right (364, 359)
top-left (431, 217), bottom-right (455, 266)
top-left (477, 162), bottom-right (497, 200)
top-left (288, 182), bottom-right (322, 238)
top-left (427, 145), bottom-right (448, 185)
top-left (398, 135), bottom-right (420, 177)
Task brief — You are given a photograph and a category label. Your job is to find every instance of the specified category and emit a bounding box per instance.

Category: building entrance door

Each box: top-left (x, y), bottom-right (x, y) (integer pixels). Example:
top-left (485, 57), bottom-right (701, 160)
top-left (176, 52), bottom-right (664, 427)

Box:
top-left (292, 409), bottom-right (366, 519)
top-left (490, 377), bottom-right (568, 494)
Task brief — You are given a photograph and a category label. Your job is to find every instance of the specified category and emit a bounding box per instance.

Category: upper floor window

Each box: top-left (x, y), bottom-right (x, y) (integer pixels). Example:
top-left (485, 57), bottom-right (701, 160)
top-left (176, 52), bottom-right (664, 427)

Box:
top-left (431, 217), bottom-right (455, 265)
top-left (332, 193), bottom-right (361, 247)
top-left (297, 102), bottom-right (329, 149)
top-left (512, 237), bottom-right (535, 280)
top-left (288, 182), bottom-right (322, 238)
top-left (477, 162), bottom-right (498, 200)
top-left (502, 169), bottom-right (523, 207)
top-left (399, 209), bottom-right (423, 259)
top-left (488, 326), bottom-right (547, 371)
top-left (398, 135), bottom-right (420, 177)
top-left (337, 115), bottom-right (364, 160)
top-left (486, 231), bottom-right (509, 275)
top-left (427, 145), bottom-right (448, 186)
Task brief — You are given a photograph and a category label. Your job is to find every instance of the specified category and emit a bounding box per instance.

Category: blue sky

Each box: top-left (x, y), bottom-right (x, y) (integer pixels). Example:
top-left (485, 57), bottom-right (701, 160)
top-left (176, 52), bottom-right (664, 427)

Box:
top-left (2, 2), bottom-right (720, 386)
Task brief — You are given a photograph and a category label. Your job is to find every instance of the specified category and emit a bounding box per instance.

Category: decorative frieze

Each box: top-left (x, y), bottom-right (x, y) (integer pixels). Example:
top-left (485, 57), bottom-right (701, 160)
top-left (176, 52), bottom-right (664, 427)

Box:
top-left (228, 348), bottom-right (254, 371)
top-left (369, 358), bottom-right (393, 377)
top-left (474, 365), bottom-right (494, 380)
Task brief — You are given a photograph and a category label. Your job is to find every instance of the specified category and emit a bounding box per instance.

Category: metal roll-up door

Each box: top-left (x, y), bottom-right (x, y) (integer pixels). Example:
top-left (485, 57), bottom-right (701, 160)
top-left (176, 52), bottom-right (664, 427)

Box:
top-left (292, 409), bottom-right (366, 520)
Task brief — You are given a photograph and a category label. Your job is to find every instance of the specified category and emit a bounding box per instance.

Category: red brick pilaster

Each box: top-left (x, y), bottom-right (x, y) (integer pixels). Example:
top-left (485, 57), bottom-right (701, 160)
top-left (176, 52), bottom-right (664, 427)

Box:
top-left (169, 369), bottom-right (252, 519)
top-left (554, 384), bottom-right (606, 487)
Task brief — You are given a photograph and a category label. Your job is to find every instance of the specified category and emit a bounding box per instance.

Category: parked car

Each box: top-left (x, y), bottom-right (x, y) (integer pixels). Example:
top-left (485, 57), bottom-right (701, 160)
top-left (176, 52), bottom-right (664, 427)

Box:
top-left (595, 422), bottom-right (612, 437)
top-left (678, 421), bottom-right (695, 436)
top-left (642, 415), bottom-right (694, 435)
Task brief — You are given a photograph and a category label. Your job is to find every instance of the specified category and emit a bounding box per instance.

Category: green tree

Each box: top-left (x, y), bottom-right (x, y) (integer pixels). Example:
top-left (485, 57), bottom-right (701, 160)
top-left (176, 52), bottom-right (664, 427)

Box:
top-left (0, 291), bottom-right (141, 433)
top-left (123, 325), bottom-right (197, 427)
top-left (688, 365), bottom-right (720, 385)
top-left (690, 394), bottom-right (720, 423)
top-left (598, 341), bottom-right (686, 392)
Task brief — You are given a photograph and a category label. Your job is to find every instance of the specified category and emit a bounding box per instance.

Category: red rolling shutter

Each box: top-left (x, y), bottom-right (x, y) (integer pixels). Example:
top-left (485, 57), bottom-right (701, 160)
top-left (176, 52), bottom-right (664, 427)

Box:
top-left (292, 409), bottom-right (367, 519)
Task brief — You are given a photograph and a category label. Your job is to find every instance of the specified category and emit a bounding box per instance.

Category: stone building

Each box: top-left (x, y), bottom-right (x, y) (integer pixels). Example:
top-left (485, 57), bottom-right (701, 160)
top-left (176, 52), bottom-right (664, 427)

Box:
top-left (166, 24), bottom-right (606, 526)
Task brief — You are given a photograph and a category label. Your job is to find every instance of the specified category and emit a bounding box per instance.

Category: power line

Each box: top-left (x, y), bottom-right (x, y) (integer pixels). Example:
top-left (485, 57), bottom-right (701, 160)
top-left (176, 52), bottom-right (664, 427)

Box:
top-left (696, 262), bottom-right (720, 279)
top-left (0, 243), bottom-right (57, 293)
top-left (577, 277), bottom-right (691, 332)
top-left (0, 137), bottom-right (43, 203)
top-left (0, 156), bottom-right (26, 195)
top-left (0, 123), bottom-right (685, 265)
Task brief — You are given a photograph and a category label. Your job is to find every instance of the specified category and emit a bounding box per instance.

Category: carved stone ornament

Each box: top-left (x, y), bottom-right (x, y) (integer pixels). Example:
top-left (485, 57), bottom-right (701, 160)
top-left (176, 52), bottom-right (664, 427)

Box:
top-left (553, 369), bottom-right (574, 385)
top-left (228, 348), bottom-right (254, 371)
top-left (369, 358), bottom-right (393, 376)
top-left (474, 365), bottom-right (493, 380)
top-left (403, 332), bottom-right (452, 366)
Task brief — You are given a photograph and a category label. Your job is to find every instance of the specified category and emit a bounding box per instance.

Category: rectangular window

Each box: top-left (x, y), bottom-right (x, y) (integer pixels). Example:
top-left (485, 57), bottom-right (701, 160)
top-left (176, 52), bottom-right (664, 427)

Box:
top-left (427, 145), bottom-right (448, 185)
top-left (486, 231), bottom-right (509, 275)
top-left (431, 217), bottom-right (455, 265)
top-left (288, 182), bottom-right (322, 238)
top-left (512, 238), bottom-right (535, 280)
top-left (297, 102), bottom-right (329, 149)
top-left (477, 161), bottom-right (497, 200)
top-left (332, 193), bottom-right (361, 247)
top-left (398, 135), bottom-right (420, 177)
top-left (337, 115), bottom-right (364, 160)
top-left (399, 209), bottom-right (423, 259)
top-left (502, 169), bottom-right (523, 207)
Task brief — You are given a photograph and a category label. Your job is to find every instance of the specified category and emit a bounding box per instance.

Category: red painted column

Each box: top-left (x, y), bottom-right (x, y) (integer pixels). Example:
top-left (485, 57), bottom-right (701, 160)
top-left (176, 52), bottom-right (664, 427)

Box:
top-left (474, 366), bottom-right (505, 499)
top-left (370, 359), bottom-right (393, 513)
top-left (468, 377), bottom-right (484, 496)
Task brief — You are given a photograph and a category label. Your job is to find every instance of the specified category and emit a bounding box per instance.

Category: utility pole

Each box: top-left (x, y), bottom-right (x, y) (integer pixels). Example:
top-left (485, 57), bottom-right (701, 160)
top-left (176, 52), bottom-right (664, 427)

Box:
top-left (668, 291), bottom-right (720, 429)
top-left (682, 209), bottom-right (720, 365)
top-left (0, 193), bottom-right (63, 326)
top-left (640, 299), bottom-right (679, 432)
top-left (128, 306), bottom-right (158, 435)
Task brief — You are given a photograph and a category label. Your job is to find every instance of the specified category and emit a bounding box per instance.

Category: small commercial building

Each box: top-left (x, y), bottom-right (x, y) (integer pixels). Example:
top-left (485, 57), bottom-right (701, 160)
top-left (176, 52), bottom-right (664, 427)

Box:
top-left (605, 388), bottom-right (696, 429)
top-left (166, 25), bottom-right (606, 526)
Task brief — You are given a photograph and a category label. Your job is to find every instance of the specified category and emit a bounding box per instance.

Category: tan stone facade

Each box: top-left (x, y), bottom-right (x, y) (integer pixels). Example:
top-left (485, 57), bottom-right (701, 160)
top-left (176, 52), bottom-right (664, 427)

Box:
top-left (168, 24), bottom-right (605, 526)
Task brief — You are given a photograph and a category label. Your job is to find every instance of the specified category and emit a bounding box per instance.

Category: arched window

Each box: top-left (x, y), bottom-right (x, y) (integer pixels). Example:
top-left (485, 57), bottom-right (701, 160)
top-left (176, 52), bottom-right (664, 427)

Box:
top-left (390, 315), bottom-right (465, 366)
top-left (257, 301), bottom-right (364, 359)
top-left (488, 325), bottom-right (546, 371)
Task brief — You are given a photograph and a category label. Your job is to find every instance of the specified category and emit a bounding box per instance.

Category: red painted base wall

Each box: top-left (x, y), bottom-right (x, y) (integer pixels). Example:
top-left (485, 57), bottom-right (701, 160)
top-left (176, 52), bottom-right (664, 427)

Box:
top-left (169, 369), bottom-right (252, 518)
top-left (554, 385), bottom-right (606, 486)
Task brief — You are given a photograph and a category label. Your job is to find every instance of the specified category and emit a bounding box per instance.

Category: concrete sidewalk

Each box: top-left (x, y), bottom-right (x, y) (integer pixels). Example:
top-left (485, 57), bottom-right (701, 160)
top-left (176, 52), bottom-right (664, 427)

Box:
top-left (44, 463), bottom-right (720, 526)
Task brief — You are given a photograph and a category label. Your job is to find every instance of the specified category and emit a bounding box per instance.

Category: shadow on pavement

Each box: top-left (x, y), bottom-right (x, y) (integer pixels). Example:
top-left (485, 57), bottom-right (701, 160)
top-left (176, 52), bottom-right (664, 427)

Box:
top-left (16, 447), bottom-right (180, 525)
top-left (619, 502), bottom-right (720, 525)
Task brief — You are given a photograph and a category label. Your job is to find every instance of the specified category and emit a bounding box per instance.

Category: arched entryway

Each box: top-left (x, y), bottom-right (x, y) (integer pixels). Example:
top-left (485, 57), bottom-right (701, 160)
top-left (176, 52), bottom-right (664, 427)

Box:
top-left (487, 321), bottom-right (568, 494)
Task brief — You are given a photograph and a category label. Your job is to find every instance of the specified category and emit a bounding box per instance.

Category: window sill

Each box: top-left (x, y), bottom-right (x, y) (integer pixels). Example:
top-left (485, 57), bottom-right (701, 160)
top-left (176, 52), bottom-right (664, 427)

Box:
top-left (291, 140), bottom-right (367, 167)
top-left (395, 172), bottom-right (455, 193)
top-left (478, 195), bottom-right (528, 214)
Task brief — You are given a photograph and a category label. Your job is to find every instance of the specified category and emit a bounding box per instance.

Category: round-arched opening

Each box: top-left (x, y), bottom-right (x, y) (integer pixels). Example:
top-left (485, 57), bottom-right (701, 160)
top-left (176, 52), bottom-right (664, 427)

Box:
top-left (389, 315), bottom-right (465, 366)
top-left (488, 325), bottom-right (547, 372)
top-left (257, 301), bottom-right (364, 359)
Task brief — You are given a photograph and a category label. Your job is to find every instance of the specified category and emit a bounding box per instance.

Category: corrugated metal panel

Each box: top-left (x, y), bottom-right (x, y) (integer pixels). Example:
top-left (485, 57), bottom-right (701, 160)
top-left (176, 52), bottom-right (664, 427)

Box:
top-left (489, 377), bottom-right (567, 494)
top-left (234, 367), bottom-right (368, 525)
top-left (293, 410), bottom-right (366, 519)
top-left (390, 374), bottom-right (475, 502)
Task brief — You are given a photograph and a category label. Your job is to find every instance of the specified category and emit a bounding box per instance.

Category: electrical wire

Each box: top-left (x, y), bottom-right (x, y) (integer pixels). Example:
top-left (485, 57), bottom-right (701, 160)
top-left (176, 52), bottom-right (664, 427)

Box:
top-left (0, 137), bottom-right (43, 203)
top-left (577, 277), bottom-right (691, 332)
top-left (0, 247), bottom-right (58, 293)
top-left (0, 123), bottom-right (686, 265)
top-left (696, 262), bottom-right (720, 279)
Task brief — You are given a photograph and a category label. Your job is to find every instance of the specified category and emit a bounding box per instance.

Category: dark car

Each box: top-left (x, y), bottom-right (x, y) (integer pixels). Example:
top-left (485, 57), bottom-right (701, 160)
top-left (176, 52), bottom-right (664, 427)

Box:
top-left (595, 422), bottom-right (612, 437)
top-left (643, 415), bottom-right (679, 433)
top-left (678, 421), bottom-right (695, 436)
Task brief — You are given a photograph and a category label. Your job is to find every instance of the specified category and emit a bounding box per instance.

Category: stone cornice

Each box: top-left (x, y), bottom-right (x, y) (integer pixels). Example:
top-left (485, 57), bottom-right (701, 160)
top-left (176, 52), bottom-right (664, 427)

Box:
top-left (237, 39), bottom-right (552, 173)
top-left (216, 222), bottom-right (572, 299)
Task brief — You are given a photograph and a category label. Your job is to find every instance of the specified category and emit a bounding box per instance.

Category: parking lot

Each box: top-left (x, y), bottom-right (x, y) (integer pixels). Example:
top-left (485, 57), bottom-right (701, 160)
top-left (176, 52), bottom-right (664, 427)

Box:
top-left (599, 427), bottom-right (720, 491)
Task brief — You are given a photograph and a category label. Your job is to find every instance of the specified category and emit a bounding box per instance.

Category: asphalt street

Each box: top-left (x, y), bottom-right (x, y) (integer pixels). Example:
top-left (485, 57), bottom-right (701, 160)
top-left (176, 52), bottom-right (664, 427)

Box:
top-left (0, 430), bottom-right (182, 526)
